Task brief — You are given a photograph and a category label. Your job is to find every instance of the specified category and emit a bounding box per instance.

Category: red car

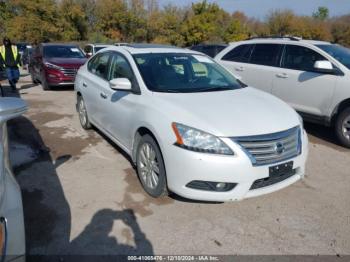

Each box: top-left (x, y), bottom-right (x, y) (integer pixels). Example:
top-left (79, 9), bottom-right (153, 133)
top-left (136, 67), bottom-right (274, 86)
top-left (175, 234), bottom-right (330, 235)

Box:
top-left (29, 43), bottom-right (87, 90)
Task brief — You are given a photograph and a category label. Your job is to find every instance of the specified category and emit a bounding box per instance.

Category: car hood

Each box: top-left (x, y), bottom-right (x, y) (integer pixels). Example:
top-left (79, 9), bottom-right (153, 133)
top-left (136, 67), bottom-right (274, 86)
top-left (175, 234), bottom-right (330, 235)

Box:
top-left (45, 57), bottom-right (87, 67)
top-left (152, 87), bottom-right (300, 137)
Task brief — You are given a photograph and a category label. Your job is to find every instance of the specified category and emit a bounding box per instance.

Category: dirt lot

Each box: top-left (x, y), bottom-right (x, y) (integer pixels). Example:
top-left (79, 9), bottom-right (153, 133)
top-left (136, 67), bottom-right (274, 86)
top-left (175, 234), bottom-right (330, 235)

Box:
top-left (2, 75), bottom-right (350, 257)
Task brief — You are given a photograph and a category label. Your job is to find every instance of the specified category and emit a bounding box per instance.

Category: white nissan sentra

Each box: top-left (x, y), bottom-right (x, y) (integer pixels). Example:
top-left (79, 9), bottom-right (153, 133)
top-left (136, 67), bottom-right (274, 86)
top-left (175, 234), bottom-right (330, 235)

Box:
top-left (74, 44), bottom-right (308, 202)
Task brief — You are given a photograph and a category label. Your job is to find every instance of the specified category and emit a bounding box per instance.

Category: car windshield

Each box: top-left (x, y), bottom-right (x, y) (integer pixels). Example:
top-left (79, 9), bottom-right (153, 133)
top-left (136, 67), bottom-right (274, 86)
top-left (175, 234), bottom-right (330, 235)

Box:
top-left (44, 46), bottom-right (85, 58)
top-left (133, 53), bottom-right (241, 93)
top-left (316, 44), bottom-right (350, 69)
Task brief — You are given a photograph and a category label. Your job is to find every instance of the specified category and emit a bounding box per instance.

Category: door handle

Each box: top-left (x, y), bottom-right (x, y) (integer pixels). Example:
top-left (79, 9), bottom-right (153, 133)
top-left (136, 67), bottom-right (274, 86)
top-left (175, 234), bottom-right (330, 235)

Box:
top-left (235, 66), bottom-right (245, 72)
top-left (82, 82), bottom-right (87, 87)
top-left (100, 92), bottom-right (108, 99)
top-left (276, 73), bottom-right (289, 79)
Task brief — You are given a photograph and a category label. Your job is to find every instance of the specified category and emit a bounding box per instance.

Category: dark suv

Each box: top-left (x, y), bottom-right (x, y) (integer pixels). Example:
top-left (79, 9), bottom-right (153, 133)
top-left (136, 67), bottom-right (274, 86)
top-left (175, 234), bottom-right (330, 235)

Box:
top-left (29, 43), bottom-right (87, 90)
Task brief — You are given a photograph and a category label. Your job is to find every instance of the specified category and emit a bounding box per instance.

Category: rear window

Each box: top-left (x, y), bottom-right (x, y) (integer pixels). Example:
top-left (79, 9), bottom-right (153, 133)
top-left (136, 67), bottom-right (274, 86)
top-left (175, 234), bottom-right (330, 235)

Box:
top-left (250, 44), bottom-right (283, 66)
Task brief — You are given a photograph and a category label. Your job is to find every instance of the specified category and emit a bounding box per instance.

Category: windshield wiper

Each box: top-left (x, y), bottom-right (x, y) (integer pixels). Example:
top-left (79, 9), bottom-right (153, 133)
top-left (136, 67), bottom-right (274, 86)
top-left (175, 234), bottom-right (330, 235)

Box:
top-left (152, 89), bottom-right (183, 93)
top-left (190, 86), bottom-right (234, 93)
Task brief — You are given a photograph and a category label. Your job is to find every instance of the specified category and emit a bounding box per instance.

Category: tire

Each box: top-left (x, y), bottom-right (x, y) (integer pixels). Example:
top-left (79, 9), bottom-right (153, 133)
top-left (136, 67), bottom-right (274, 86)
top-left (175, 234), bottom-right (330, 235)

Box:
top-left (335, 107), bottom-right (350, 148)
top-left (41, 77), bottom-right (50, 91)
top-left (136, 134), bottom-right (168, 198)
top-left (77, 96), bottom-right (91, 130)
top-left (30, 72), bottom-right (38, 84)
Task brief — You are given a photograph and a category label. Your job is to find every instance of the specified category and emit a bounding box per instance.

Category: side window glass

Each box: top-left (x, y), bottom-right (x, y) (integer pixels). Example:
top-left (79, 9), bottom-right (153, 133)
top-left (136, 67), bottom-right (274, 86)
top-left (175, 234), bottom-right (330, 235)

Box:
top-left (109, 53), bottom-right (134, 82)
top-left (222, 44), bottom-right (252, 63)
top-left (250, 44), bottom-right (283, 66)
top-left (282, 45), bottom-right (328, 72)
top-left (88, 52), bottom-right (110, 79)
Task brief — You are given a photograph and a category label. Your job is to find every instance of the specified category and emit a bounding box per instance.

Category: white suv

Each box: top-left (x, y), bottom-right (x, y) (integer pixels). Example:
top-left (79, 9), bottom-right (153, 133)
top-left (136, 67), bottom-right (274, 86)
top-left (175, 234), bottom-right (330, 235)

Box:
top-left (215, 37), bottom-right (350, 148)
top-left (75, 44), bottom-right (308, 202)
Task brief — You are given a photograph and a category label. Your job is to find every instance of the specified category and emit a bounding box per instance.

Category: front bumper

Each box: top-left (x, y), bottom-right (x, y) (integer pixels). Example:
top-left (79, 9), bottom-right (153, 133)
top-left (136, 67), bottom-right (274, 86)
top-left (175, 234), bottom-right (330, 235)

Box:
top-left (164, 130), bottom-right (308, 202)
top-left (45, 68), bottom-right (76, 86)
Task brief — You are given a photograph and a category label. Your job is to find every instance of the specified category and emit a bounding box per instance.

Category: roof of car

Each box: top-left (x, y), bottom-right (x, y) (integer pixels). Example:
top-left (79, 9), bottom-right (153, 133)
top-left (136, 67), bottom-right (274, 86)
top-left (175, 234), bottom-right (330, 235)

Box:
top-left (41, 43), bottom-right (80, 46)
top-left (231, 38), bottom-right (332, 46)
top-left (104, 44), bottom-right (200, 55)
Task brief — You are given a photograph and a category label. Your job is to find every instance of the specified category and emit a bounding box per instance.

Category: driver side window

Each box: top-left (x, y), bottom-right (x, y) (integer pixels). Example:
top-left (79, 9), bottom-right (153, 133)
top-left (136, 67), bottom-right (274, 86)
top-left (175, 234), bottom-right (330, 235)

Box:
top-left (108, 53), bottom-right (134, 82)
top-left (88, 52), bottom-right (110, 79)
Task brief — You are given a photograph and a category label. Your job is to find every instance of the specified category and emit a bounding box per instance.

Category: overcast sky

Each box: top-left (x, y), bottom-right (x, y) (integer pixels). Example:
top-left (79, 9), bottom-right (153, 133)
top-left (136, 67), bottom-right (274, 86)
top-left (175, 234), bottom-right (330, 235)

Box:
top-left (159, 0), bottom-right (350, 19)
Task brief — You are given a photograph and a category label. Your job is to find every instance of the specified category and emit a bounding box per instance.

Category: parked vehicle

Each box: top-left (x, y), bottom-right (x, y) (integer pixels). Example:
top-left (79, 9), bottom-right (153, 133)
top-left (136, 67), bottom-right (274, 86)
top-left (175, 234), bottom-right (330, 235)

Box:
top-left (29, 43), bottom-right (87, 90)
top-left (189, 44), bottom-right (228, 58)
top-left (15, 42), bottom-right (31, 57)
top-left (83, 43), bottom-right (113, 57)
top-left (75, 45), bottom-right (308, 202)
top-left (114, 43), bottom-right (129, 47)
top-left (21, 47), bottom-right (33, 70)
top-left (215, 37), bottom-right (350, 147)
top-left (0, 97), bottom-right (27, 261)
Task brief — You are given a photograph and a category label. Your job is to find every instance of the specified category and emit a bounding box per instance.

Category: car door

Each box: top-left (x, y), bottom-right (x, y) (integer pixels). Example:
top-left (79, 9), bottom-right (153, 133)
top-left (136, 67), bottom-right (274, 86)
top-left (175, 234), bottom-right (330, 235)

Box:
top-left (218, 44), bottom-right (253, 83)
top-left (98, 52), bottom-right (139, 150)
top-left (82, 52), bottom-right (111, 126)
top-left (272, 44), bottom-right (338, 116)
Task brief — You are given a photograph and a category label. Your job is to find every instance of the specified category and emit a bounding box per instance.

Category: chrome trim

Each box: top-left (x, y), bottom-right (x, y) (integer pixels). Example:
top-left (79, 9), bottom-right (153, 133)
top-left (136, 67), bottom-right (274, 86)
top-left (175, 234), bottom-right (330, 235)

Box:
top-left (232, 126), bottom-right (301, 166)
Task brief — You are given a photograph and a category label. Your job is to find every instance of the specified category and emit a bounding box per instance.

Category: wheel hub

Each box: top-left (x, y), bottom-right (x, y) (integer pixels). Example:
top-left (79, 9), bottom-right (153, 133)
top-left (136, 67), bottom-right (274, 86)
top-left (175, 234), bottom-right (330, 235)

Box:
top-left (138, 143), bottom-right (160, 189)
top-left (342, 115), bottom-right (350, 140)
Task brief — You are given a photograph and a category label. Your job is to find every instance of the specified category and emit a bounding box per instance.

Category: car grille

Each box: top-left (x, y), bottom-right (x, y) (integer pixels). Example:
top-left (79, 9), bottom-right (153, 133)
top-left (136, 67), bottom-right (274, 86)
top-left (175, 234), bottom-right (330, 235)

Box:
top-left (232, 126), bottom-right (301, 166)
top-left (61, 68), bottom-right (78, 77)
top-left (250, 169), bottom-right (296, 190)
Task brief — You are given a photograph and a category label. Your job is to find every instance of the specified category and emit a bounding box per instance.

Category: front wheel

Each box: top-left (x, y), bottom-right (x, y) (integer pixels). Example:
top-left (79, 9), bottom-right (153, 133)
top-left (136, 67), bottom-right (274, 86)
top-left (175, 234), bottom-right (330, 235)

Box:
top-left (335, 107), bottom-right (350, 148)
top-left (77, 96), bottom-right (91, 130)
top-left (136, 134), bottom-right (168, 198)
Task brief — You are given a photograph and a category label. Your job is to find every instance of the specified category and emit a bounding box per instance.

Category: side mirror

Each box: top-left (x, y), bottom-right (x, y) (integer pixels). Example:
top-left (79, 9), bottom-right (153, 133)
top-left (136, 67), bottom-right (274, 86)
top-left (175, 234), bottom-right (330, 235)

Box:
top-left (109, 78), bottom-right (132, 91)
top-left (314, 60), bottom-right (334, 74)
top-left (0, 98), bottom-right (28, 123)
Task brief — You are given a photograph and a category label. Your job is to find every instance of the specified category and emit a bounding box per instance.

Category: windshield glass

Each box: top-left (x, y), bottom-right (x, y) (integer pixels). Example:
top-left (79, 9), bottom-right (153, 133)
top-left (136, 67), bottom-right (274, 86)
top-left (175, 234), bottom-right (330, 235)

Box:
top-left (316, 44), bottom-right (350, 69)
top-left (133, 53), bottom-right (241, 93)
top-left (44, 46), bottom-right (85, 58)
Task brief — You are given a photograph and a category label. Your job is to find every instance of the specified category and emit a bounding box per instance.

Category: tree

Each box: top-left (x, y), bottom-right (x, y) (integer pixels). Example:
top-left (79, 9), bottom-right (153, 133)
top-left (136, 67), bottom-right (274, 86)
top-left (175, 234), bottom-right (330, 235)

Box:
top-left (58, 0), bottom-right (88, 41)
top-left (313, 6), bottom-right (329, 21)
top-left (331, 15), bottom-right (350, 46)
top-left (5, 0), bottom-right (61, 42)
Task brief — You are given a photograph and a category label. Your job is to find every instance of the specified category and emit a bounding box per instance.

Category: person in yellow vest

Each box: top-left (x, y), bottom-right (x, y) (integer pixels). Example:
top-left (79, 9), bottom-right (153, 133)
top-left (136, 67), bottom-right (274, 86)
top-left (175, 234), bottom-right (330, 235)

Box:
top-left (0, 37), bottom-right (21, 91)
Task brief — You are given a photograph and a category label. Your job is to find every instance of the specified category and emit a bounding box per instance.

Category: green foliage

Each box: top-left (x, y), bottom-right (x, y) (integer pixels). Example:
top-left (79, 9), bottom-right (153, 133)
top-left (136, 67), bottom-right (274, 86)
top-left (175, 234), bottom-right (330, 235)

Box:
top-left (0, 1), bottom-right (349, 47)
top-left (313, 6), bottom-right (329, 21)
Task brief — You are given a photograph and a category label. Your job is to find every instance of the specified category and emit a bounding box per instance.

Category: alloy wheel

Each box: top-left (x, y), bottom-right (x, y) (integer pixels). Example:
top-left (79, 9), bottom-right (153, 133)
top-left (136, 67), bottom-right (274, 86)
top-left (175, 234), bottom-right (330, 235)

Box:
top-left (342, 115), bottom-right (350, 141)
top-left (137, 142), bottom-right (160, 189)
top-left (78, 99), bottom-right (87, 126)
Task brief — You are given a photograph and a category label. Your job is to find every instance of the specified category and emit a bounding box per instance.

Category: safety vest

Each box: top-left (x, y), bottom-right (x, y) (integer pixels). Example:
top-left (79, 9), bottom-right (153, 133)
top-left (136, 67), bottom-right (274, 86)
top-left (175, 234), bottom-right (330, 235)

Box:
top-left (0, 45), bottom-right (19, 66)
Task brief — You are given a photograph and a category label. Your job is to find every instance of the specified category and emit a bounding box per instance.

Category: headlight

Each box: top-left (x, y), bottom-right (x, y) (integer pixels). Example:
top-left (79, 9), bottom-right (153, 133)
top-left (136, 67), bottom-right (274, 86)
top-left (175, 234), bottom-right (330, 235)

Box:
top-left (171, 123), bottom-right (234, 155)
top-left (44, 62), bottom-right (63, 70)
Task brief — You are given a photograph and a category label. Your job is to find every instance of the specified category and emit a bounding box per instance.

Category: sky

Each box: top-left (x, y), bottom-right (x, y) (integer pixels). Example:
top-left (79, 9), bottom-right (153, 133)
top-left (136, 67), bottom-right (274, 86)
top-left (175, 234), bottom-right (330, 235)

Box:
top-left (159, 0), bottom-right (350, 19)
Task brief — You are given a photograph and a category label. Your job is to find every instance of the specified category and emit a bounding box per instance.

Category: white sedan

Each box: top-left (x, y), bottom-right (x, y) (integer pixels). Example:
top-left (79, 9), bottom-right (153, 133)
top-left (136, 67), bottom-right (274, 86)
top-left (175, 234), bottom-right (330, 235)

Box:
top-left (74, 44), bottom-right (308, 202)
top-left (0, 98), bottom-right (27, 261)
